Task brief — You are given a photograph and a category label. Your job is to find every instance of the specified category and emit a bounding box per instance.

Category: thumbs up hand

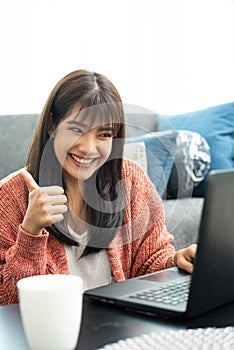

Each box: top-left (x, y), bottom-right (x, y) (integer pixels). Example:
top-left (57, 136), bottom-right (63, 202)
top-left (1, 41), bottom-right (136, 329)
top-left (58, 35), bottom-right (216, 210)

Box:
top-left (20, 169), bottom-right (68, 236)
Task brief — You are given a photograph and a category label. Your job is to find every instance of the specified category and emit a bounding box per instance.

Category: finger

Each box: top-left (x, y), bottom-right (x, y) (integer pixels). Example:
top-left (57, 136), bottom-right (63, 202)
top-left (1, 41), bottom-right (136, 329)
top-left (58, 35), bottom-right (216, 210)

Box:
top-left (41, 194), bottom-right (67, 206)
top-left (182, 259), bottom-right (194, 274)
top-left (50, 213), bottom-right (65, 224)
top-left (46, 205), bottom-right (68, 216)
top-left (184, 244), bottom-right (197, 262)
top-left (175, 247), bottom-right (196, 274)
top-left (176, 254), bottom-right (193, 274)
top-left (50, 194), bottom-right (67, 205)
top-left (41, 186), bottom-right (65, 196)
top-left (20, 169), bottom-right (39, 192)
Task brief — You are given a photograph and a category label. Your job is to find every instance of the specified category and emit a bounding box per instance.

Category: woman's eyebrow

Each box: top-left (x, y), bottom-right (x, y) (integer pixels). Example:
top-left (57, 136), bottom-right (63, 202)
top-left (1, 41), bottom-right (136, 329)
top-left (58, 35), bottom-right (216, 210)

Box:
top-left (66, 120), bottom-right (114, 131)
top-left (66, 120), bottom-right (85, 127)
top-left (98, 126), bottom-right (114, 131)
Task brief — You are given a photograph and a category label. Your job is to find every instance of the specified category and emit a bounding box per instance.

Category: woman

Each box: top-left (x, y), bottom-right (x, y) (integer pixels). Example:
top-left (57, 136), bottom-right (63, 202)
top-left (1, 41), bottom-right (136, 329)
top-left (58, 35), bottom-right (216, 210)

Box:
top-left (0, 70), bottom-right (196, 305)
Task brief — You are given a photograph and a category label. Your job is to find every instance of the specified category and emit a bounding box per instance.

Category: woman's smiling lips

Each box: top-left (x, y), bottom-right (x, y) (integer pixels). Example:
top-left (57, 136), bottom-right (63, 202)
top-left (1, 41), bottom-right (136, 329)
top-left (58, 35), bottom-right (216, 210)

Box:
top-left (69, 153), bottom-right (96, 168)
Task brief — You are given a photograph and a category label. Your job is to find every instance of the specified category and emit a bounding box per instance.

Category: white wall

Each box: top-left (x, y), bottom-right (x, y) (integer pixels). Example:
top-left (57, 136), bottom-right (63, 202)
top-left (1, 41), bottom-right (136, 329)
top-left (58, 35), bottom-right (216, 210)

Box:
top-left (0, 0), bottom-right (234, 115)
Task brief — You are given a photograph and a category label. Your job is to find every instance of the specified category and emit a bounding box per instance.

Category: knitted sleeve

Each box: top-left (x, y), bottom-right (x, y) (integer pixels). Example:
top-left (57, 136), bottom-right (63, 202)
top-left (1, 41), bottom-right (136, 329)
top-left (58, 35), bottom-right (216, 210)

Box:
top-left (0, 172), bottom-right (68, 305)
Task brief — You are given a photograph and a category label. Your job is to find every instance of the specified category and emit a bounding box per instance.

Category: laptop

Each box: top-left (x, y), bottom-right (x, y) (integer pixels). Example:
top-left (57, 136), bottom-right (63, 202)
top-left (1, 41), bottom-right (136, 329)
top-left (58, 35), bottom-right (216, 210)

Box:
top-left (85, 169), bottom-right (234, 319)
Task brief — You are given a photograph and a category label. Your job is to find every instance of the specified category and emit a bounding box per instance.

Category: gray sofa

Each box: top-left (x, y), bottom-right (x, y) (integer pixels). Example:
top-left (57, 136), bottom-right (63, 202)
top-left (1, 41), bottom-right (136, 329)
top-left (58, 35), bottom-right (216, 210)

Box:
top-left (124, 101), bottom-right (233, 249)
top-left (0, 113), bottom-right (203, 250)
top-left (125, 112), bottom-right (203, 250)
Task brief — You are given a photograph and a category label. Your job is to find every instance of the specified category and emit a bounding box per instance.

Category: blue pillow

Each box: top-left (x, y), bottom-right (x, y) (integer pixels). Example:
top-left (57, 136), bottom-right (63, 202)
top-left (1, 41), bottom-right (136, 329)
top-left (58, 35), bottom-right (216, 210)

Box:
top-left (124, 131), bottom-right (177, 197)
top-left (157, 102), bottom-right (234, 196)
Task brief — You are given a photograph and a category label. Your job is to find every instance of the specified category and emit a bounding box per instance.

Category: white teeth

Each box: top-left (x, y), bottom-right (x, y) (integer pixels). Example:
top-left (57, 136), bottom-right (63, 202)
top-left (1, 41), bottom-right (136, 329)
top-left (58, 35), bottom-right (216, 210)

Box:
top-left (71, 154), bottom-right (94, 164)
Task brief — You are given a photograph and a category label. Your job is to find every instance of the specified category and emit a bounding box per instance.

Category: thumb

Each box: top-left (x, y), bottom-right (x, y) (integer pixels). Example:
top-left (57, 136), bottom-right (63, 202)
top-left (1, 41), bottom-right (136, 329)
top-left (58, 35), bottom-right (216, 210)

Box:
top-left (20, 169), bottom-right (39, 192)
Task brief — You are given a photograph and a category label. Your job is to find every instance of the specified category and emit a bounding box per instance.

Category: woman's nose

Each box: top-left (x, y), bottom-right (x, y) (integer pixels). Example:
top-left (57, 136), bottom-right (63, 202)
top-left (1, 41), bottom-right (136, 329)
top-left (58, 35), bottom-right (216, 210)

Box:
top-left (74, 132), bottom-right (97, 155)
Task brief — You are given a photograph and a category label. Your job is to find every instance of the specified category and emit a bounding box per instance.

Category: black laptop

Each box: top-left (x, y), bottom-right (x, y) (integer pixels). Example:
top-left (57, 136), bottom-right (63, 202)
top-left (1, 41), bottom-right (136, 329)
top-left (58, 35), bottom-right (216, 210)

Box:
top-left (85, 169), bottom-right (234, 318)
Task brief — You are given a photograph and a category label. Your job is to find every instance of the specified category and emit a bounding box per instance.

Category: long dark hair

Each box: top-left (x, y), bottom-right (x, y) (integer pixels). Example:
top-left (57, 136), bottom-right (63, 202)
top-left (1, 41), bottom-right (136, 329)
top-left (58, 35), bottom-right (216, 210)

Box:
top-left (26, 70), bottom-right (126, 254)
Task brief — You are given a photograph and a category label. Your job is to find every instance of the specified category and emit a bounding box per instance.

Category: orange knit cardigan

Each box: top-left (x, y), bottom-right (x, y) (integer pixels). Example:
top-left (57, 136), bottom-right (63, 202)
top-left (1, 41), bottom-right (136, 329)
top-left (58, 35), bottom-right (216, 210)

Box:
top-left (0, 160), bottom-right (175, 305)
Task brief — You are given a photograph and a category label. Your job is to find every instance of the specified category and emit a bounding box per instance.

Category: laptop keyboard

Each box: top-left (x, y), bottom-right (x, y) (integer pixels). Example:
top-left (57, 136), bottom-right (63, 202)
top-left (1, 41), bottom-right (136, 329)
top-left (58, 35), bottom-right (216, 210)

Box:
top-left (129, 279), bottom-right (190, 305)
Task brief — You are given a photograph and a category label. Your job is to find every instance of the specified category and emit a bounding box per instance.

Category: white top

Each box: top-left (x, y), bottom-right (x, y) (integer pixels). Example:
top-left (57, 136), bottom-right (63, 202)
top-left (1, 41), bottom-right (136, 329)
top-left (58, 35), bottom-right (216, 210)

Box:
top-left (63, 226), bottom-right (113, 292)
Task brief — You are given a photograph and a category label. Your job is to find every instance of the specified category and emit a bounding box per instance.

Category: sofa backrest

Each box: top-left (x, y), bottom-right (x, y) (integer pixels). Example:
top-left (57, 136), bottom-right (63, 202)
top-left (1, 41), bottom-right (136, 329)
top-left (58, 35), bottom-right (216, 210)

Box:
top-left (0, 114), bottom-right (39, 179)
top-left (125, 112), bottom-right (157, 138)
top-left (0, 112), bottom-right (158, 180)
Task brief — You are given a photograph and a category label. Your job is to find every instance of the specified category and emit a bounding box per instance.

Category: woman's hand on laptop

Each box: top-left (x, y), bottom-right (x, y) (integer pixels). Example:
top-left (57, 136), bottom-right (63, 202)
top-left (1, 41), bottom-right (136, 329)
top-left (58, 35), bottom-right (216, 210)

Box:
top-left (168, 244), bottom-right (197, 273)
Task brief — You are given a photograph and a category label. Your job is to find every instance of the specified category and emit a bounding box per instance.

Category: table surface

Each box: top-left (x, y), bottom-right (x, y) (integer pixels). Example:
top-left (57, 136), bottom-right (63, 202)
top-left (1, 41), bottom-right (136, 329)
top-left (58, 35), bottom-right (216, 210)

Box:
top-left (1, 296), bottom-right (234, 350)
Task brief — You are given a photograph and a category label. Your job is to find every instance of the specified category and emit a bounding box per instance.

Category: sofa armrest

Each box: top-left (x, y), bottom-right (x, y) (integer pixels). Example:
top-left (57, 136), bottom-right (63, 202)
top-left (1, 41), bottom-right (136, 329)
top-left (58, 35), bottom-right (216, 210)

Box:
top-left (0, 114), bottom-right (38, 179)
top-left (163, 197), bottom-right (204, 250)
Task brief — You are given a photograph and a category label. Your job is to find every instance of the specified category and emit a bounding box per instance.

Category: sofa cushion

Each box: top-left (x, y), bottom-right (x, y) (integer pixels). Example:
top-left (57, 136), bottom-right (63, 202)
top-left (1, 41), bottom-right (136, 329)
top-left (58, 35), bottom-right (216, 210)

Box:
top-left (124, 131), bottom-right (177, 197)
top-left (157, 102), bottom-right (234, 196)
top-left (124, 130), bottom-right (210, 199)
top-left (166, 130), bottom-right (211, 199)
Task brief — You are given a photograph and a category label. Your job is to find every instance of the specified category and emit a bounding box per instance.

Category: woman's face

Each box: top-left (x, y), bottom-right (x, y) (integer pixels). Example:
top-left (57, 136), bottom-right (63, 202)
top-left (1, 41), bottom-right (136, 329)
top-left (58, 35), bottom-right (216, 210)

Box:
top-left (51, 107), bottom-right (114, 185)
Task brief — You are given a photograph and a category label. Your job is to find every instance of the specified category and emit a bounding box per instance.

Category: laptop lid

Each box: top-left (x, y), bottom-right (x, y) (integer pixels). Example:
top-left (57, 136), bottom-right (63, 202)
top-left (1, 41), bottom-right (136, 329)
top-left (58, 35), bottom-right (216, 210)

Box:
top-left (85, 169), bottom-right (234, 318)
top-left (187, 169), bottom-right (234, 317)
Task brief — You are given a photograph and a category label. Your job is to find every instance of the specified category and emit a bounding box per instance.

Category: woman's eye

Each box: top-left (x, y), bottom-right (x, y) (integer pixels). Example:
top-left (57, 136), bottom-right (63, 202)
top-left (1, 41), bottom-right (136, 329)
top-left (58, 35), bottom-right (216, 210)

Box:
top-left (71, 128), bottom-right (83, 134)
top-left (99, 132), bottom-right (113, 138)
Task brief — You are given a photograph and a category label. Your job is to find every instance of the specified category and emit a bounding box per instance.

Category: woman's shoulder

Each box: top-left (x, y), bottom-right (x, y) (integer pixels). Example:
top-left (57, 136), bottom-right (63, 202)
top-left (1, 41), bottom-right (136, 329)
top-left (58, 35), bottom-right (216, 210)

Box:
top-left (121, 159), bottom-right (162, 202)
top-left (120, 160), bottom-right (164, 229)
top-left (0, 169), bottom-right (29, 230)
top-left (121, 159), bottom-right (158, 200)
top-left (122, 159), bottom-right (150, 186)
top-left (0, 168), bottom-right (27, 194)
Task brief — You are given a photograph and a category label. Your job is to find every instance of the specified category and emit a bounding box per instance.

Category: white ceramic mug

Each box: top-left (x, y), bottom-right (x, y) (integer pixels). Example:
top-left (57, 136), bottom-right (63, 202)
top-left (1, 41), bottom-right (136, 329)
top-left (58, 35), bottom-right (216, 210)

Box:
top-left (17, 274), bottom-right (83, 350)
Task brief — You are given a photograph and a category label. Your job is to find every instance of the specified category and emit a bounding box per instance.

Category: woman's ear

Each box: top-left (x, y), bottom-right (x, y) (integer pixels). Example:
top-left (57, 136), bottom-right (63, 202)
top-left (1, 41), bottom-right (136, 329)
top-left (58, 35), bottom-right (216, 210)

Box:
top-left (48, 112), bottom-right (55, 137)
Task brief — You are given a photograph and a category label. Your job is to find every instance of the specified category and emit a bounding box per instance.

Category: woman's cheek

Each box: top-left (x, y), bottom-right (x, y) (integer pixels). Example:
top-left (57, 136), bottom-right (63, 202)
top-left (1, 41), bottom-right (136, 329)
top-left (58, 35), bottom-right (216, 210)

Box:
top-left (100, 140), bottom-right (113, 159)
top-left (53, 140), bottom-right (70, 166)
